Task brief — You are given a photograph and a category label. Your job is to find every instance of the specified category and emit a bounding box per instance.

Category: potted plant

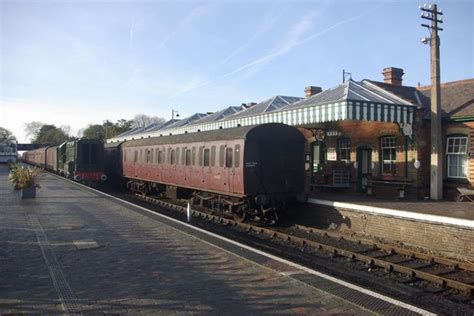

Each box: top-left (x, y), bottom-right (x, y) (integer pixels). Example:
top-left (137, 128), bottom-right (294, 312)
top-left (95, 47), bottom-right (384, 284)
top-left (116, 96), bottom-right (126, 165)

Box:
top-left (9, 164), bottom-right (41, 199)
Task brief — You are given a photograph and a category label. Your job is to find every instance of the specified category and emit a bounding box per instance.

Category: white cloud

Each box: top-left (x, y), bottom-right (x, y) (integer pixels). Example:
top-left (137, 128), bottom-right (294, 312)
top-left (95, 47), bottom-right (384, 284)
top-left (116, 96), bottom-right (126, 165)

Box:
top-left (220, 10), bottom-right (282, 65)
top-left (158, 4), bottom-right (212, 49)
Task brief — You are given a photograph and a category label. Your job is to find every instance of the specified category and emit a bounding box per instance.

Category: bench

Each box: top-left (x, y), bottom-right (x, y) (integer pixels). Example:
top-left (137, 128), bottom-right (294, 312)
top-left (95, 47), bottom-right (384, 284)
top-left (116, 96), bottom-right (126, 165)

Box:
top-left (312, 169), bottom-right (351, 189)
top-left (371, 178), bottom-right (412, 198)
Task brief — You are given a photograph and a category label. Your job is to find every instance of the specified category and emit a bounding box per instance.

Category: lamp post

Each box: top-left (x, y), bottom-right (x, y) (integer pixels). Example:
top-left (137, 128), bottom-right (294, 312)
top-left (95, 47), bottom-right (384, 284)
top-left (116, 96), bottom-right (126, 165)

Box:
top-left (420, 3), bottom-right (443, 200)
top-left (172, 109), bottom-right (180, 120)
top-left (103, 120), bottom-right (109, 140)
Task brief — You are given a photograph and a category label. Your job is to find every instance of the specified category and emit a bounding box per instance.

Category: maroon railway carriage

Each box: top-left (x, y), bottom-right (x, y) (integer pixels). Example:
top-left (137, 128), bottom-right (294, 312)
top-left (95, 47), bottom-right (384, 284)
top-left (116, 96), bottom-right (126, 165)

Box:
top-left (121, 123), bottom-right (305, 222)
top-left (45, 146), bottom-right (59, 172)
top-left (23, 147), bottom-right (48, 168)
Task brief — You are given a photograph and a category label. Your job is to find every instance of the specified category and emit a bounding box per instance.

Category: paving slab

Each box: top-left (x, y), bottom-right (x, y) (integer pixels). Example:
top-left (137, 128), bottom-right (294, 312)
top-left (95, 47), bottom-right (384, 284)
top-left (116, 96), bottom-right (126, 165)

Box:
top-left (0, 165), bottom-right (427, 315)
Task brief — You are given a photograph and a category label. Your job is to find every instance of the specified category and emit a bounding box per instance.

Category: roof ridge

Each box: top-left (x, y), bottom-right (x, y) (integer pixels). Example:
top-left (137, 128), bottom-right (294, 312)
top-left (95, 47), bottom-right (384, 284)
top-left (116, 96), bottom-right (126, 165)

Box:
top-left (362, 80), bottom-right (414, 105)
top-left (417, 78), bottom-right (474, 90)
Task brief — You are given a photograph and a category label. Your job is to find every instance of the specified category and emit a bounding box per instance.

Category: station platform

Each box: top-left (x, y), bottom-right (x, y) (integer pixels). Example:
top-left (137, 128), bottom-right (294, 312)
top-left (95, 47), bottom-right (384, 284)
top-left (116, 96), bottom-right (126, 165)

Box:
top-left (0, 164), bottom-right (431, 314)
top-left (309, 191), bottom-right (474, 223)
top-left (304, 191), bottom-right (474, 261)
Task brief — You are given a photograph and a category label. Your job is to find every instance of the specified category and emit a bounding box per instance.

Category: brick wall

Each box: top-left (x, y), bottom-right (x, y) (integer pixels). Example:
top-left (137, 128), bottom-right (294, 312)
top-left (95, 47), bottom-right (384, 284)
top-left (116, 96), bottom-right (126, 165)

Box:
top-left (306, 204), bottom-right (474, 261)
top-left (300, 120), bottom-right (423, 197)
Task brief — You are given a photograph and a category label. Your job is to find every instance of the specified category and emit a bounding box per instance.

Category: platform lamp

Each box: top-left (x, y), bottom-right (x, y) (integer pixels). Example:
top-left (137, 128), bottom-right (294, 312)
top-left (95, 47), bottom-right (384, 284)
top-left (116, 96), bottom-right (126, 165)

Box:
top-left (172, 109), bottom-right (180, 120)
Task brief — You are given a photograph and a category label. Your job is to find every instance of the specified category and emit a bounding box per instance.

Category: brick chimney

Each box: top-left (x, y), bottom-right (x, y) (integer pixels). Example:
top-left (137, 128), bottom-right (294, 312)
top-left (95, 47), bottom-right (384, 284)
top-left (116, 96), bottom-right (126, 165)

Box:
top-left (304, 86), bottom-right (322, 98)
top-left (382, 67), bottom-right (404, 86)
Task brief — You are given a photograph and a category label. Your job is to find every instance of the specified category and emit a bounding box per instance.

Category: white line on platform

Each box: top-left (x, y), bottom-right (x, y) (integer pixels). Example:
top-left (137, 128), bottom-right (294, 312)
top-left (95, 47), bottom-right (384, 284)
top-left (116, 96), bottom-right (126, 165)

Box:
top-left (309, 198), bottom-right (474, 229)
top-left (49, 173), bottom-right (435, 316)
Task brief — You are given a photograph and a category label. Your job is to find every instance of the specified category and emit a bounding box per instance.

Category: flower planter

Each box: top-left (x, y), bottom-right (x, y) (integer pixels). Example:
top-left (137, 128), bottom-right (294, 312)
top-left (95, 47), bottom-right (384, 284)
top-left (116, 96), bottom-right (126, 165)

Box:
top-left (21, 187), bottom-right (36, 199)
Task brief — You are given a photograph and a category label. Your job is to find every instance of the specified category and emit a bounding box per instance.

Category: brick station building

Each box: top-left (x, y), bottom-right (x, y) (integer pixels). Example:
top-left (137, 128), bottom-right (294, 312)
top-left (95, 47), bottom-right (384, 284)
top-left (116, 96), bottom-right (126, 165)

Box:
top-left (108, 68), bottom-right (474, 200)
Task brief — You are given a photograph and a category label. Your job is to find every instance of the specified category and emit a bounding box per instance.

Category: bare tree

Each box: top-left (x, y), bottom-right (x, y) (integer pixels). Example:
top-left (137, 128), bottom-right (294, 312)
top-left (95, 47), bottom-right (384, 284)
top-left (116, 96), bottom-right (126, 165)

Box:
top-left (131, 114), bottom-right (166, 128)
top-left (24, 121), bottom-right (45, 141)
top-left (0, 127), bottom-right (16, 143)
top-left (60, 125), bottom-right (71, 135)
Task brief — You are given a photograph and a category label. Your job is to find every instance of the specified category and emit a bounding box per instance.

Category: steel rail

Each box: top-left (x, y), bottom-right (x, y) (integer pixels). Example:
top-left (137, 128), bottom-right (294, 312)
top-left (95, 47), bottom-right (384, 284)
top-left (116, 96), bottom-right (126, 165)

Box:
top-left (135, 194), bottom-right (474, 297)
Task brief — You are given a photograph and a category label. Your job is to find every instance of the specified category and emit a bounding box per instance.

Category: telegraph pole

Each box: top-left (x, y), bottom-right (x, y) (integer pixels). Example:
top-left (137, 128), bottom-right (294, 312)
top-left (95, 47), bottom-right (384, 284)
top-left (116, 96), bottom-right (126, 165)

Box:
top-left (420, 3), bottom-right (443, 200)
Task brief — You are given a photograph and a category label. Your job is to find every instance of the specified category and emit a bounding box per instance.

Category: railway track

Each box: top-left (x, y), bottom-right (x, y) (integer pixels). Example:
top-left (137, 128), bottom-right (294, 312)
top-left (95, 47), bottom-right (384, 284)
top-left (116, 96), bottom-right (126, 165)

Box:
top-left (133, 193), bottom-right (474, 302)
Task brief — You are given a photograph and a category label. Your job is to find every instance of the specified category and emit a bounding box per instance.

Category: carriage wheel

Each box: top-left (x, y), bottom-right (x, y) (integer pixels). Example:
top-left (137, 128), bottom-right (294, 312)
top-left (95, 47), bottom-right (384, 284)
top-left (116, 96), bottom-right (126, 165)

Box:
top-left (232, 205), bottom-right (247, 223)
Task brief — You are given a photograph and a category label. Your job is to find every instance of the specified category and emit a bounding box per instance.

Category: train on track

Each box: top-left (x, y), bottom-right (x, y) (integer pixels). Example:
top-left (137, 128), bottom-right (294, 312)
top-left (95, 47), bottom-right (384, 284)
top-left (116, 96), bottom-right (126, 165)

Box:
top-left (0, 139), bottom-right (18, 164)
top-left (23, 123), bottom-right (306, 223)
top-left (23, 139), bottom-right (107, 183)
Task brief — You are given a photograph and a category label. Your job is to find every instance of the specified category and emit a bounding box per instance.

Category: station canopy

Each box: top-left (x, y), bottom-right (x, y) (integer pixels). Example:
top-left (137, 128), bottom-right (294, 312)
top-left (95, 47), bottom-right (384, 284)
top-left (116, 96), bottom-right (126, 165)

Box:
top-left (107, 79), bottom-right (417, 143)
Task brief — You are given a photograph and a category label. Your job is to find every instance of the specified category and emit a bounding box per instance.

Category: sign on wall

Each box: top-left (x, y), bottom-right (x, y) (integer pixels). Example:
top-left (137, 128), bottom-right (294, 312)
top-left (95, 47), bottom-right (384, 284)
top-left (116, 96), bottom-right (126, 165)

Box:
top-left (327, 147), bottom-right (337, 161)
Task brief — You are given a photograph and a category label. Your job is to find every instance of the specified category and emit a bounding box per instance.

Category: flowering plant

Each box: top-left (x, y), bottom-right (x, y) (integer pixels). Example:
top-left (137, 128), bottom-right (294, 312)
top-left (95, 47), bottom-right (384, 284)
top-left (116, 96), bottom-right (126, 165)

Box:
top-left (9, 164), bottom-right (41, 190)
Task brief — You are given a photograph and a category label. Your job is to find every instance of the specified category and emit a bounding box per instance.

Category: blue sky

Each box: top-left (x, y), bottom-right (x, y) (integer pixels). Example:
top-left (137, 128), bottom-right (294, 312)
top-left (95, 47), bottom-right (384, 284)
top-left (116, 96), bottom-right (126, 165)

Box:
top-left (1, 0), bottom-right (473, 142)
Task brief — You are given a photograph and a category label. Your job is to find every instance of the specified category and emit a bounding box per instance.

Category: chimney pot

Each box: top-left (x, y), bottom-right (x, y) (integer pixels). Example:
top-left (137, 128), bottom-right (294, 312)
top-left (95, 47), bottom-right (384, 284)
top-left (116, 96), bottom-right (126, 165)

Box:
top-left (304, 86), bottom-right (322, 98)
top-left (382, 67), bottom-right (404, 86)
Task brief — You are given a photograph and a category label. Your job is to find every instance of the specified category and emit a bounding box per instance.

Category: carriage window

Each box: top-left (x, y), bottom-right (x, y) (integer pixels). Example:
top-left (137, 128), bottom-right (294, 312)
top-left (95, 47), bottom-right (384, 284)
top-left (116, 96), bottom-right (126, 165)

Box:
top-left (181, 148), bottom-right (186, 165)
top-left (134, 150), bottom-right (138, 162)
top-left (198, 146), bottom-right (204, 166)
top-left (192, 147), bottom-right (196, 165)
top-left (203, 148), bottom-right (210, 167)
top-left (235, 145), bottom-right (240, 168)
top-left (211, 146), bottom-right (216, 166)
top-left (146, 149), bottom-right (152, 163)
top-left (226, 148), bottom-right (233, 168)
top-left (185, 149), bottom-right (191, 166)
top-left (176, 147), bottom-right (180, 165)
top-left (170, 149), bottom-right (176, 165)
top-left (219, 145), bottom-right (225, 167)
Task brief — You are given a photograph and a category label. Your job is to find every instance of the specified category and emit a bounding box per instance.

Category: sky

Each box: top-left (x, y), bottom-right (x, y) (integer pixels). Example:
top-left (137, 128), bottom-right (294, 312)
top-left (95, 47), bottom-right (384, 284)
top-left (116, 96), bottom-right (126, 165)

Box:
top-left (1, 0), bottom-right (473, 143)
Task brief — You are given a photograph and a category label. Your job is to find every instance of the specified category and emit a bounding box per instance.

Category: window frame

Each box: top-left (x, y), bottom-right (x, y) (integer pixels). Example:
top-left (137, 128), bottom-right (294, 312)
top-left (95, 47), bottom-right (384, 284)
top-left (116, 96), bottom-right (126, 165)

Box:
top-left (446, 136), bottom-right (468, 179)
top-left (337, 138), bottom-right (351, 162)
top-left (380, 136), bottom-right (397, 175)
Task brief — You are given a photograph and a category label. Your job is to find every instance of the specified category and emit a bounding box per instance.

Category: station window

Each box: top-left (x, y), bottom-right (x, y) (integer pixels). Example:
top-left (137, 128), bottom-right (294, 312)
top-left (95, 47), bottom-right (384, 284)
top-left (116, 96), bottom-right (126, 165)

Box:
top-left (380, 136), bottom-right (396, 174)
top-left (211, 146), bottom-right (216, 166)
top-left (175, 147), bottom-right (180, 165)
top-left (219, 145), bottom-right (225, 167)
top-left (446, 136), bottom-right (468, 178)
top-left (167, 148), bottom-right (172, 164)
top-left (155, 149), bottom-right (159, 164)
top-left (226, 147), bottom-right (233, 168)
top-left (134, 150), bottom-right (138, 163)
top-left (203, 148), bottom-right (210, 167)
top-left (192, 147), bottom-right (196, 165)
top-left (157, 150), bottom-right (162, 164)
top-left (337, 138), bottom-right (351, 161)
top-left (181, 148), bottom-right (186, 165)
top-left (185, 149), bottom-right (191, 166)
top-left (235, 145), bottom-right (240, 168)
top-left (139, 149), bottom-right (143, 163)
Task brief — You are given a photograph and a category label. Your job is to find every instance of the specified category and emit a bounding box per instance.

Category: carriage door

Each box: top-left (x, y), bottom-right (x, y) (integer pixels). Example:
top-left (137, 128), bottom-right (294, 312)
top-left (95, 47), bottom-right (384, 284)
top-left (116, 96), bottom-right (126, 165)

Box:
top-left (357, 147), bottom-right (372, 192)
top-left (225, 146), bottom-right (234, 193)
